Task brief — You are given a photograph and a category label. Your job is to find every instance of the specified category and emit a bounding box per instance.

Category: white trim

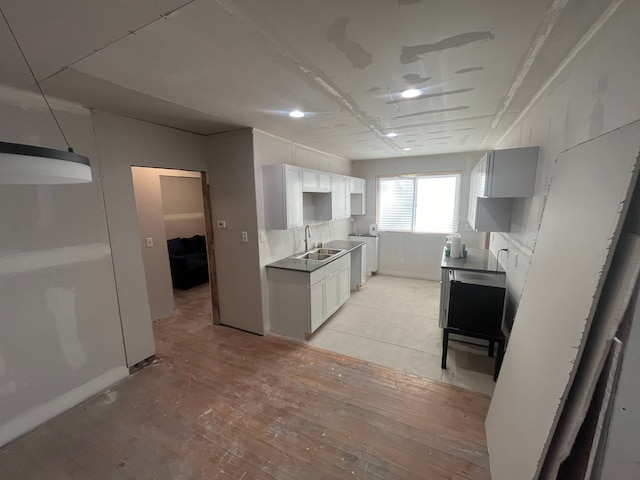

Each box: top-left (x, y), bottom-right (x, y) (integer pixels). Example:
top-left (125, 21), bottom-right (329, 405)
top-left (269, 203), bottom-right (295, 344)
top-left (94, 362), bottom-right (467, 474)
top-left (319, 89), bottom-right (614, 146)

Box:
top-left (0, 366), bottom-right (128, 447)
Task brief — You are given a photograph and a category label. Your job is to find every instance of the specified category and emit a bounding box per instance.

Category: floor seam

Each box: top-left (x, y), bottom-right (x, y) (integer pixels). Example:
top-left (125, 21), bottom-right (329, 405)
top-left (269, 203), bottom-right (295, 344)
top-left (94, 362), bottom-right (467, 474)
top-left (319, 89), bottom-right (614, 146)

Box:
top-left (343, 301), bottom-right (439, 320)
top-left (319, 327), bottom-right (442, 357)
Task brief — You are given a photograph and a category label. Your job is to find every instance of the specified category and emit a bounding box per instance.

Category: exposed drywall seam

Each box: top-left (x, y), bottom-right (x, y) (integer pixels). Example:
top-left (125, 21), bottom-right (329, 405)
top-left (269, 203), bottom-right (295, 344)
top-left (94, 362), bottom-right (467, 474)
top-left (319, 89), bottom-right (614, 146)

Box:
top-left (214, 1), bottom-right (403, 155)
top-left (37, 1), bottom-right (198, 84)
top-left (90, 109), bottom-right (129, 367)
top-left (481, 0), bottom-right (570, 146)
top-left (494, 0), bottom-right (628, 147)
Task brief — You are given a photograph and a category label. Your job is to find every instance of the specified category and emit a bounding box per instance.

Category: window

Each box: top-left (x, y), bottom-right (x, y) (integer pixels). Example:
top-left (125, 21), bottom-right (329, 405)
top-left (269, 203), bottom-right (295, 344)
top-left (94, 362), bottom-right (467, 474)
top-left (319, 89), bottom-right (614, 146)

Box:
top-left (377, 173), bottom-right (461, 233)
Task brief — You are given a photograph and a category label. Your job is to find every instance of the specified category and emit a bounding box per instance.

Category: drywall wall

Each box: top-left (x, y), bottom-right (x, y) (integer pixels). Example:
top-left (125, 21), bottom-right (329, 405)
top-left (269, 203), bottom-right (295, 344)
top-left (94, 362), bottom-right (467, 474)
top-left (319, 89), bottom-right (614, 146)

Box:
top-left (92, 110), bottom-right (208, 365)
top-left (490, 0), bottom-right (640, 330)
top-left (0, 86), bottom-right (127, 446)
top-left (351, 152), bottom-right (486, 280)
top-left (131, 167), bottom-right (202, 321)
top-left (253, 130), bottom-right (352, 331)
top-left (485, 120), bottom-right (640, 480)
top-left (206, 129), bottom-right (264, 334)
top-left (160, 175), bottom-right (205, 239)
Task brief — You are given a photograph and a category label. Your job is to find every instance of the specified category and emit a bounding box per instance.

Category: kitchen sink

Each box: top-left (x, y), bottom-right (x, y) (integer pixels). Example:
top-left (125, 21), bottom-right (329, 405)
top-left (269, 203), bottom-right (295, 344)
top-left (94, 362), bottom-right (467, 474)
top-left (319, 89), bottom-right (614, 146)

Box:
top-left (315, 248), bottom-right (343, 255)
top-left (294, 247), bottom-right (345, 261)
top-left (297, 252), bottom-right (333, 261)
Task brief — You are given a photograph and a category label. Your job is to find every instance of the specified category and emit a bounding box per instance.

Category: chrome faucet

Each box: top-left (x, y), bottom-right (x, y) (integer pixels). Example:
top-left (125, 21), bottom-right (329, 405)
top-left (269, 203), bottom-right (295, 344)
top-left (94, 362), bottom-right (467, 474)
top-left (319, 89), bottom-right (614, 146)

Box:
top-left (304, 224), bottom-right (311, 252)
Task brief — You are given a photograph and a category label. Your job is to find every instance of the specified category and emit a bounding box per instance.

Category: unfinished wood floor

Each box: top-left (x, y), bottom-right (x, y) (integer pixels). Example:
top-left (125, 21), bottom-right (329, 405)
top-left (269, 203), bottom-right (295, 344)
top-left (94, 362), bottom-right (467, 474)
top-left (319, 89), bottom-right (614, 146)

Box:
top-left (0, 284), bottom-right (491, 479)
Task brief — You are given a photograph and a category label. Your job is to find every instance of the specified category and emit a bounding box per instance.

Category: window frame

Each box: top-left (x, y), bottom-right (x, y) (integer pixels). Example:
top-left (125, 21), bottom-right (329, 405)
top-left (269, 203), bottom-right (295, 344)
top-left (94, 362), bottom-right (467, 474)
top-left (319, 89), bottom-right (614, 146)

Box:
top-left (375, 171), bottom-right (463, 234)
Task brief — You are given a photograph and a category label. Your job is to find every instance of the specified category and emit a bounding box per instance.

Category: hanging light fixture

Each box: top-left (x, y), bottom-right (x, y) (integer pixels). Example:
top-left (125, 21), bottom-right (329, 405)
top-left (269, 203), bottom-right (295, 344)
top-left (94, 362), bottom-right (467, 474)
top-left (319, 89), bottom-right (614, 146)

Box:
top-left (0, 7), bottom-right (91, 185)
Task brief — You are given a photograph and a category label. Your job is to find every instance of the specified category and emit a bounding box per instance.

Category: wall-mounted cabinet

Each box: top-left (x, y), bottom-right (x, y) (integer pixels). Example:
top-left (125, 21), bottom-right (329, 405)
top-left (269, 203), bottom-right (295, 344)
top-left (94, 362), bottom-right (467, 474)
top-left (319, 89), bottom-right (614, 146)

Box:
top-left (264, 165), bottom-right (366, 229)
top-left (303, 169), bottom-right (331, 193)
top-left (468, 147), bottom-right (538, 232)
top-left (349, 177), bottom-right (366, 215)
top-left (331, 174), bottom-right (350, 220)
top-left (263, 164), bottom-right (303, 229)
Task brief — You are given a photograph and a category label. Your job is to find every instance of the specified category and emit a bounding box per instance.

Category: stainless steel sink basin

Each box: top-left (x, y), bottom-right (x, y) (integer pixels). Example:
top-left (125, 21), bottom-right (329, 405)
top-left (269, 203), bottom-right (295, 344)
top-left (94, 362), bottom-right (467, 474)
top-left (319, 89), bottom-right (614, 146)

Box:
top-left (294, 247), bottom-right (345, 261)
top-left (315, 248), bottom-right (343, 255)
top-left (297, 252), bottom-right (333, 261)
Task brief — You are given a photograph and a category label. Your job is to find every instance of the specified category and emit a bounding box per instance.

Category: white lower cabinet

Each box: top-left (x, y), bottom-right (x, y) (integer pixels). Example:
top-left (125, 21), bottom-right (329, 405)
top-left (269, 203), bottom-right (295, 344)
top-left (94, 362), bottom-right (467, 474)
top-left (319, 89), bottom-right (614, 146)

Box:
top-left (310, 279), bottom-right (325, 332)
top-left (268, 253), bottom-right (350, 339)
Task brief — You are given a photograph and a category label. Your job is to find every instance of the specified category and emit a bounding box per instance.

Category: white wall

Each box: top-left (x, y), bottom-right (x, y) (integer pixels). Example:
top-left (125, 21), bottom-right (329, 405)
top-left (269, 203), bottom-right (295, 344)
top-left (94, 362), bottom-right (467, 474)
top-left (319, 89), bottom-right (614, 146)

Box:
top-left (253, 130), bottom-right (352, 331)
top-left (490, 0), bottom-right (640, 330)
top-left (351, 152), bottom-right (487, 280)
top-left (92, 111), bottom-right (208, 365)
top-left (207, 129), bottom-right (264, 334)
top-left (160, 174), bottom-right (205, 240)
top-left (0, 86), bottom-right (127, 446)
top-left (131, 167), bottom-right (202, 322)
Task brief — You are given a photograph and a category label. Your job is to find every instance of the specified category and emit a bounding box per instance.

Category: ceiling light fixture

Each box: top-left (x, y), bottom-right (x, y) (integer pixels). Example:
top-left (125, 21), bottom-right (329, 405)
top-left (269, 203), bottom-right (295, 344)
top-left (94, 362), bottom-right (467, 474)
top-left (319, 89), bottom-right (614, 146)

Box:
top-left (386, 132), bottom-right (398, 138)
top-left (0, 7), bottom-right (91, 185)
top-left (403, 148), bottom-right (411, 151)
top-left (400, 88), bottom-right (422, 99)
top-left (289, 110), bottom-right (305, 118)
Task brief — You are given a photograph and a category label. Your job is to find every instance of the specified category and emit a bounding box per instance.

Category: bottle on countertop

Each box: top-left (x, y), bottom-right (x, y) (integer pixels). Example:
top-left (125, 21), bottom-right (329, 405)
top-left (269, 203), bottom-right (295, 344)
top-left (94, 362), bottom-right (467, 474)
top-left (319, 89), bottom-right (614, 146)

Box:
top-left (450, 233), bottom-right (462, 258)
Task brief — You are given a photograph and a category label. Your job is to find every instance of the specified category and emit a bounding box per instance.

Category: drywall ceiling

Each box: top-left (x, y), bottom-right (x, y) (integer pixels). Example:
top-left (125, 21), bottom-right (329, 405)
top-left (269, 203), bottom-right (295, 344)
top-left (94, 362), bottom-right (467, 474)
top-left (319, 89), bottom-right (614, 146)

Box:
top-left (0, 0), bottom-right (613, 159)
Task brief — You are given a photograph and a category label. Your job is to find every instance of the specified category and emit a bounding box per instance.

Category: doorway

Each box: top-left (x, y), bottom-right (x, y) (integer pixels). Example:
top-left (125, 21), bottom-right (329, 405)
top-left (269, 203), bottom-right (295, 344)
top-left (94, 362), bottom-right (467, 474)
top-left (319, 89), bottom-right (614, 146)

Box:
top-left (130, 166), bottom-right (219, 324)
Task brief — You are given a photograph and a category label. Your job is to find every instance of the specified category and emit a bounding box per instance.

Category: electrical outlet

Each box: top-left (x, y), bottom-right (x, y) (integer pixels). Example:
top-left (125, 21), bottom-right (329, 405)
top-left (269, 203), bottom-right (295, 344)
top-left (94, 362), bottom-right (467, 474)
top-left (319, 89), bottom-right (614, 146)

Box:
top-left (400, 258), bottom-right (405, 264)
top-left (146, 237), bottom-right (153, 247)
top-left (217, 220), bottom-right (227, 229)
top-left (259, 231), bottom-right (266, 242)
top-left (241, 231), bottom-right (248, 242)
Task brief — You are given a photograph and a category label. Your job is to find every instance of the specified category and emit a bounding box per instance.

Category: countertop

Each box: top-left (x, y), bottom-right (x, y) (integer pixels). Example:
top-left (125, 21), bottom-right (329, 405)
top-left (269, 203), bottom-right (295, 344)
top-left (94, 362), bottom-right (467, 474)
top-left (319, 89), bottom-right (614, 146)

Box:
top-left (266, 239), bottom-right (366, 273)
top-left (441, 247), bottom-right (505, 273)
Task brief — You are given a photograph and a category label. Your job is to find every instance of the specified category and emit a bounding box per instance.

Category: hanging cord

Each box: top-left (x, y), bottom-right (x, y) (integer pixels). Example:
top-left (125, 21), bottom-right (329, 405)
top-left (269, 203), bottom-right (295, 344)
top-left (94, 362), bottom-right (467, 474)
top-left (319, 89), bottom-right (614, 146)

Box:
top-left (0, 6), bottom-right (72, 151)
top-left (496, 248), bottom-right (508, 272)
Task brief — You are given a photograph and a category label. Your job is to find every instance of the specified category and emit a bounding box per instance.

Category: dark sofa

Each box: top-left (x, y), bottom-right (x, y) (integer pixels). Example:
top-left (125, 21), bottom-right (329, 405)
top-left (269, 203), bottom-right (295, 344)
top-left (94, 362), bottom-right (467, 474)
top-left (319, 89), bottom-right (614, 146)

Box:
top-left (167, 235), bottom-right (209, 290)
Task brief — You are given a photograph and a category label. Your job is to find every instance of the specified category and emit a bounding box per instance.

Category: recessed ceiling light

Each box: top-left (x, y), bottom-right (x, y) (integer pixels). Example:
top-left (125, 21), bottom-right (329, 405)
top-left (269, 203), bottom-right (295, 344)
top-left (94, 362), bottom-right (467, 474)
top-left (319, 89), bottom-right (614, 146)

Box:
top-left (289, 110), bottom-right (305, 118)
top-left (400, 88), bottom-right (422, 99)
top-left (403, 148), bottom-right (411, 151)
top-left (386, 132), bottom-right (398, 138)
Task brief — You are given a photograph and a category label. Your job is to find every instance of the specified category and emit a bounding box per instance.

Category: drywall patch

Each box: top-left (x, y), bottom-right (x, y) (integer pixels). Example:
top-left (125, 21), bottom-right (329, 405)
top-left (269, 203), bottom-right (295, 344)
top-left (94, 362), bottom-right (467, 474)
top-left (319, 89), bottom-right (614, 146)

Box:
top-left (398, 0), bottom-right (422, 5)
top-left (459, 134), bottom-right (471, 145)
top-left (393, 106), bottom-right (469, 119)
top-left (45, 287), bottom-right (86, 370)
top-left (0, 347), bottom-right (16, 396)
top-left (403, 73), bottom-right (431, 85)
top-left (401, 31), bottom-right (494, 64)
top-left (326, 18), bottom-right (372, 69)
top-left (590, 75), bottom-right (608, 139)
top-left (366, 86), bottom-right (381, 93)
top-left (0, 244), bottom-right (111, 276)
top-left (387, 87), bottom-right (473, 104)
top-left (455, 67), bottom-right (484, 74)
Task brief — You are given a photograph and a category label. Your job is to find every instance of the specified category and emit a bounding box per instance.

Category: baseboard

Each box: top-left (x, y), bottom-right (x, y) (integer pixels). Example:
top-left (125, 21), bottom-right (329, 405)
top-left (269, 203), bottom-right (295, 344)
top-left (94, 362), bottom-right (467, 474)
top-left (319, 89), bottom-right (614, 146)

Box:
top-left (0, 366), bottom-right (129, 448)
top-left (376, 269), bottom-right (440, 281)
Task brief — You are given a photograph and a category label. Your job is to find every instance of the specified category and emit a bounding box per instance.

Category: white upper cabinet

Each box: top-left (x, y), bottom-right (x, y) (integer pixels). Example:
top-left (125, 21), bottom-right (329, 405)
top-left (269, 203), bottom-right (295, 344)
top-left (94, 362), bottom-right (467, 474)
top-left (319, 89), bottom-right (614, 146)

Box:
top-left (302, 168), bottom-right (331, 193)
top-left (263, 164), bottom-right (303, 230)
top-left (468, 147), bottom-right (539, 232)
top-left (348, 176), bottom-right (366, 215)
top-left (331, 174), bottom-right (350, 220)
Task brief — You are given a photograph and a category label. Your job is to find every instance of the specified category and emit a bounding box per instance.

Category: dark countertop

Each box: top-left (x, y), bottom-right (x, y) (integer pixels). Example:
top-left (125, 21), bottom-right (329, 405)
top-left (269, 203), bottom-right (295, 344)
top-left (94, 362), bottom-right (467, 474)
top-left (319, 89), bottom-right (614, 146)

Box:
top-left (441, 247), bottom-right (505, 273)
top-left (266, 239), bottom-right (365, 273)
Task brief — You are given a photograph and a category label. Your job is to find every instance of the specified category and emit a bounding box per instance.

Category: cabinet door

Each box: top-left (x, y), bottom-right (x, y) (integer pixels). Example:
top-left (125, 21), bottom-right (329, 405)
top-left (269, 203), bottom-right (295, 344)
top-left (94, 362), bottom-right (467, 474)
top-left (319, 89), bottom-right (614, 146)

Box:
top-left (302, 169), bottom-right (318, 191)
top-left (325, 270), bottom-right (340, 317)
top-left (310, 280), bottom-right (326, 332)
top-left (331, 174), bottom-right (348, 219)
top-left (468, 155), bottom-right (487, 230)
top-left (285, 165), bottom-right (303, 228)
top-left (318, 172), bottom-right (332, 192)
top-left (338, 264), bottom-right (351, 305)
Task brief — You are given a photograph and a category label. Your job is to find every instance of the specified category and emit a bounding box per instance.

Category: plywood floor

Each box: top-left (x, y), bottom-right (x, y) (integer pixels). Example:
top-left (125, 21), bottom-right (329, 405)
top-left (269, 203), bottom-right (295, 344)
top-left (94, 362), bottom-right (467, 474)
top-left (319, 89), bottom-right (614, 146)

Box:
top-left (0, 284), bottom-right (491, 479)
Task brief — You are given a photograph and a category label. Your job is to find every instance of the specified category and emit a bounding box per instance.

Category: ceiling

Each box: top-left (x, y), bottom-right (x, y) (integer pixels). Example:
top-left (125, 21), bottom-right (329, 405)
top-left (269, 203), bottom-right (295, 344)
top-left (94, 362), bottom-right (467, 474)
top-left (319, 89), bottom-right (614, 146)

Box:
top-left (0, 0), bottom-right (612, 160)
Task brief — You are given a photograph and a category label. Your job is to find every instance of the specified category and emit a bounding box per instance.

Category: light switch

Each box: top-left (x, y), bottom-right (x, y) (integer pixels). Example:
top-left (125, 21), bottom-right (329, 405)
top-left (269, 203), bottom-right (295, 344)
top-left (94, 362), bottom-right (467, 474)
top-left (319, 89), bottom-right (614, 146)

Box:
top-left (146, 237), bottom-right (153, 247)
top-left (241, 231), bottom-right (248, 242)
top-left (259, 231), bottom-right (266, 242)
